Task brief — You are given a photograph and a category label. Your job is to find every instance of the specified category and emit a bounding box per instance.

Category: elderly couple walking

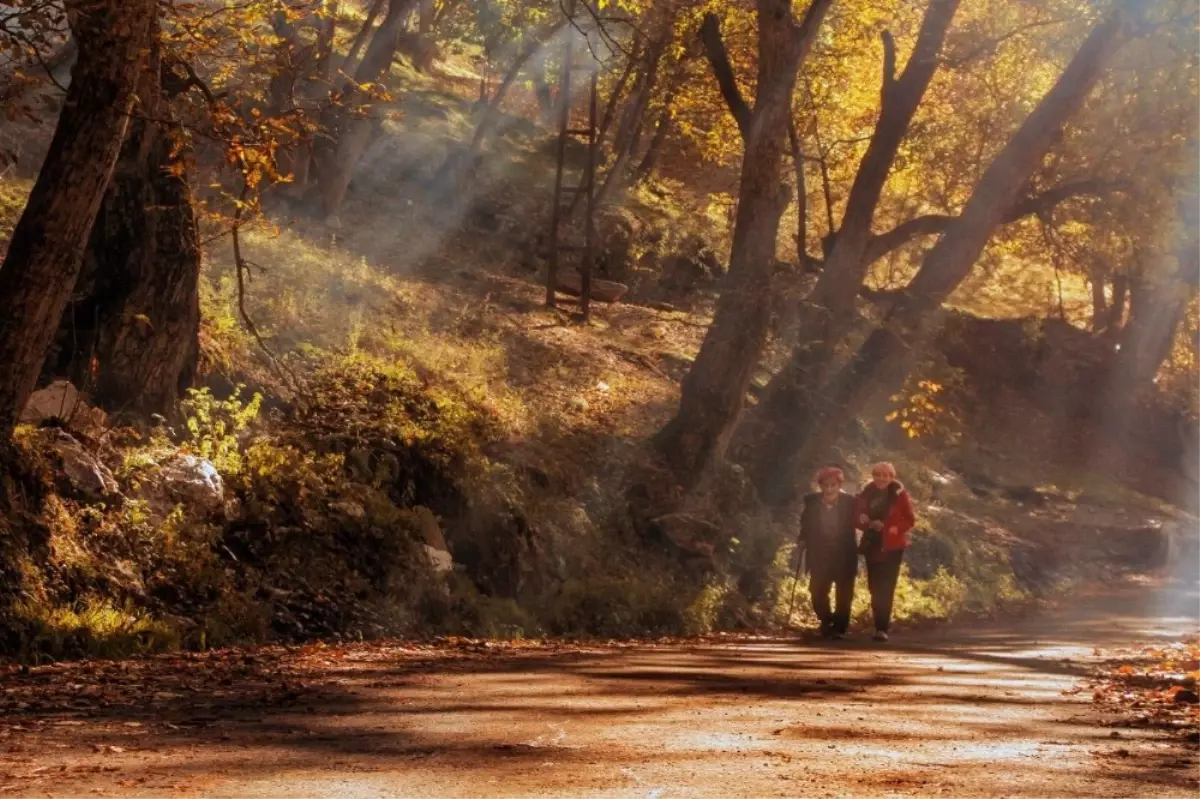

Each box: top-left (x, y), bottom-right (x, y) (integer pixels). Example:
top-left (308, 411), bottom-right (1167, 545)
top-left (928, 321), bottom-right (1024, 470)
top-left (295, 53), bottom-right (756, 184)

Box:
top-left (796, 462), bottom-right (915, 642)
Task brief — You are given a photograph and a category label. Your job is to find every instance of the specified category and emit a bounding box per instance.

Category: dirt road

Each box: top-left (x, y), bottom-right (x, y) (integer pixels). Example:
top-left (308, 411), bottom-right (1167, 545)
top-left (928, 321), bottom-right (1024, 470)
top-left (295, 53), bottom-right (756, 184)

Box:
top-left (2, 577), bottom-right (1197, 798)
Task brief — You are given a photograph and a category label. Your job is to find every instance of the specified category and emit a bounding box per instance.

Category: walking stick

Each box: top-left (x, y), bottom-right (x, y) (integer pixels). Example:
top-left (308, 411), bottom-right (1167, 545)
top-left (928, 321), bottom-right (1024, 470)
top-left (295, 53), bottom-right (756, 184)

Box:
top-left (785, 545), bottom-right (805, 625)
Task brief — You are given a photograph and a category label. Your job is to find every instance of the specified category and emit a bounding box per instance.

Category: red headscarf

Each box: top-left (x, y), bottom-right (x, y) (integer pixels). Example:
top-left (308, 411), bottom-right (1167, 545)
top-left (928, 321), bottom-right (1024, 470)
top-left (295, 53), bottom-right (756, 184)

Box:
top-left (816, 466), bottom-right (844, 485)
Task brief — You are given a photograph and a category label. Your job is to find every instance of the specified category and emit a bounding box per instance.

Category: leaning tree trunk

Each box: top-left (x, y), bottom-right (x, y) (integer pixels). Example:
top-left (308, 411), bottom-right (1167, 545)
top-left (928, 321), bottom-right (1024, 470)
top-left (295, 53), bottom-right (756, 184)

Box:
top-left (48, 48), bottom-right (201, 417)
top-left (532, 57), bottom-right (555, 126)
top-left (762, 9), bottom-right (1130, 498)
top-left (0, 0), bottom-right (157, 435)
top-left (653, 0), bottom-right (833, 486)
top-left (597, 50), bottom-right (639, 152)
top-left (313, 0), bottom-right (417, 220)
top-left (741, 0), bottom-right (961, 504)
top-left (342, 0), bottom-right (386, 75)
top-left (465, 21), bottom-right (565, 158)
top-left (1088, 238), bottom-right (1197, 476)
top-left (633, 98), bottom-right (673, 182)
top-left (1118, 267), bottom-right (1193, 391)
top-left (578, 23), bottom-right (673, 217)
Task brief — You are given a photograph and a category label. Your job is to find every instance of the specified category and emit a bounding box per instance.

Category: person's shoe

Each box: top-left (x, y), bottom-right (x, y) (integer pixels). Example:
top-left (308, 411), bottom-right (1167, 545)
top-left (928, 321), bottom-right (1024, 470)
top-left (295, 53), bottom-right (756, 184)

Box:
top-left (831, 631), bottom-right (846, 641)
top-left (873, 630), bottom-right (889, 642)
top-left (818, 622), bottom-right (835, 639)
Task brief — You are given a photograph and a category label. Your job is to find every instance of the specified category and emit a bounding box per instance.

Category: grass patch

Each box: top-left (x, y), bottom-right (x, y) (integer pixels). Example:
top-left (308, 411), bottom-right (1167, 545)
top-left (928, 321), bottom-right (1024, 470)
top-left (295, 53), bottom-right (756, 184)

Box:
top-left (202, 226), bottom-right (528, 434)
top-left (13, 599), bottom-right (180, 662)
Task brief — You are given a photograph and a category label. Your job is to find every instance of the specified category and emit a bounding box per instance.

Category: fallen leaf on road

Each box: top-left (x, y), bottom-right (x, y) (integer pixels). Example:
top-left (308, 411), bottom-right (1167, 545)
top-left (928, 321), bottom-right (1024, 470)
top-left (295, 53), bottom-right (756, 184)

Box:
top-left (91, 744), bottom-right (125, 754)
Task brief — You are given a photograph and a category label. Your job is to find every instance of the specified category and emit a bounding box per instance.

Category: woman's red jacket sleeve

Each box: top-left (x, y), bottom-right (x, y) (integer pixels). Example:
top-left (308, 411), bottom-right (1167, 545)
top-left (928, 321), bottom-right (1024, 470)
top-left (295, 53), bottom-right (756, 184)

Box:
top-left (884, 491), bottom-right (916, 550)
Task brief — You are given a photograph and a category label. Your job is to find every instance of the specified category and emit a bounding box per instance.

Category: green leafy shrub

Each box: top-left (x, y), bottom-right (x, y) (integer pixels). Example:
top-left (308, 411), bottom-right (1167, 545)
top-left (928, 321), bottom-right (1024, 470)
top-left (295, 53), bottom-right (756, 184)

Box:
top-left (683, 581), bottom-right (731, 636)
top-left (181, 386), bottom-right (262, 474)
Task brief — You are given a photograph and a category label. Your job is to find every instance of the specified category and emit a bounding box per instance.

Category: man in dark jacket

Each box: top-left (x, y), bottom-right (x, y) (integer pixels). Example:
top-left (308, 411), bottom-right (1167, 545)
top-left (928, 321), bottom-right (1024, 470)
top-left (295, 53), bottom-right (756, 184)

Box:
top-left (798, 466), bottom-right (859, 639)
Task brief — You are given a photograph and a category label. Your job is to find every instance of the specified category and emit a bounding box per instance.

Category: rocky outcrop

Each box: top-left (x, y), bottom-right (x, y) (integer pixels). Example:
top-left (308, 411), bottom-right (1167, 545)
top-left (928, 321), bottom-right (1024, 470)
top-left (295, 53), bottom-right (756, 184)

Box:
top-left (20, 380), bottom-right (108, 434)
top-left (38, 429), bottom-right (119, 501)
top-left (136, 453), bottom-right (225, 523)
top-left (414, 506), bottom-right (453, 574)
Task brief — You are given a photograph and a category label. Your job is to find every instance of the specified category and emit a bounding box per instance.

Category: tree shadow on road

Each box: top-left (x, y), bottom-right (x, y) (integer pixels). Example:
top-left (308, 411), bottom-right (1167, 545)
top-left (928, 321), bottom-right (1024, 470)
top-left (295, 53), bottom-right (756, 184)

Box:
top-left (1, 625), bottom-right (1196, 795)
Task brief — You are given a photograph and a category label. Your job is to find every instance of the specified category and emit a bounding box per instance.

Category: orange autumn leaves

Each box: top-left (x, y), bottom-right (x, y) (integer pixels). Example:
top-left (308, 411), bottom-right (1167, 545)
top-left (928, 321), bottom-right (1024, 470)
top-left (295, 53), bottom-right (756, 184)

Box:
top-left (1073, 637), bottom-right (1200, 736)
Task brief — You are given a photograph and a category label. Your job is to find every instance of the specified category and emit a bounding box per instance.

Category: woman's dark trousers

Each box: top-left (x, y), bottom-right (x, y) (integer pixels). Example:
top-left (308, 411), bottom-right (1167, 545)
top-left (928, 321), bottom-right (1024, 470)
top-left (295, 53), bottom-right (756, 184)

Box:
top-left (866, 549), bottom-right (904, 633)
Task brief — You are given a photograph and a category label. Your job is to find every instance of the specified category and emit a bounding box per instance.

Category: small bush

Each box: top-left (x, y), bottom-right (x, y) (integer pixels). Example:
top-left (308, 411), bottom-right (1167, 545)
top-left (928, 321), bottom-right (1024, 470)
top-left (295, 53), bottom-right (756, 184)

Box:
top-left (906, 510), bottom-right (1029, 612)
top-left (181, 386), bottom-right (262, 474)
top-left (534, 569), bottom-right (707, 638)
top-left (423, 574), bottom-right (537, 639)
top-left (683, 581), bottom-right (731, 636)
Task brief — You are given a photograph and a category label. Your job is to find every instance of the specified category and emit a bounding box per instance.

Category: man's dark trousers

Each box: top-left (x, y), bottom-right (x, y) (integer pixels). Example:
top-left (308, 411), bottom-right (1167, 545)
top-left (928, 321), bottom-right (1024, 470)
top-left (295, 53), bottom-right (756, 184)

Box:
top-left (809, 555), bottom-right (856, 634)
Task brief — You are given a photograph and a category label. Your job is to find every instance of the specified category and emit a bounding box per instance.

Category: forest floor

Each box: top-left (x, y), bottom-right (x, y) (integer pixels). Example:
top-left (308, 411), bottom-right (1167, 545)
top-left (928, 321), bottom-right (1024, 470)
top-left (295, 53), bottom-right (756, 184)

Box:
top-left (1, 575), bottom-right (1196, 799)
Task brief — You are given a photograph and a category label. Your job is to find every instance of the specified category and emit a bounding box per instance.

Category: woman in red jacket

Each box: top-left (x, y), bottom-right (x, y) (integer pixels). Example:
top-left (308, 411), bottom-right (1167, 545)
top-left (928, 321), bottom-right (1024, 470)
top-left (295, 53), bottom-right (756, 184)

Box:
top-left (854, 462), bottom-right (916, 642)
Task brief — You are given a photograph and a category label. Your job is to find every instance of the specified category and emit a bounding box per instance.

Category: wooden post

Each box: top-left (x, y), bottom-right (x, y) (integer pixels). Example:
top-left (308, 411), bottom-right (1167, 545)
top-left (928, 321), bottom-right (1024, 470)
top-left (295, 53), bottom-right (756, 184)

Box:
top-left (545, 0), bottom-right (576, 308)
top-left (581, 69), bottom-right (598, 321)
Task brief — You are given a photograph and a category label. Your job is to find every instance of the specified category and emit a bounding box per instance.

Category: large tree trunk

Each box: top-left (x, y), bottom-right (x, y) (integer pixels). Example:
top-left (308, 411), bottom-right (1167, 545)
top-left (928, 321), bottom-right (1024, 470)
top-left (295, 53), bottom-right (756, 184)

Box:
top-left (741, 0), bottom-right (960, 503)
top-left (313, 0), bottom-right (417, 220)
top-left (761, 9), bottom-right (1129, 498)
top-left (0, 0), bottom-right (157, 435)
top-left (48, 50), bottom-right (201, 417)
top-left (1090, 271), bottom-right (1109, 332)
top-left (653, 0), bottom-right (833, 486)
top-left (1119, 268), bottom-right (1192, 390)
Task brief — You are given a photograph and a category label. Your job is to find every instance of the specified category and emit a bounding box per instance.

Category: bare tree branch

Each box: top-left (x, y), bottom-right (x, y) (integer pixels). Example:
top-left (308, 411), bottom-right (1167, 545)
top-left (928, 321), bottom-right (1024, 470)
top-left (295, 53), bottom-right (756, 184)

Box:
top-left (793, 0), bottom-right (832, 49)
top-left (861, 179), bottom-right (1131, 265)
top-left (699, 13), bottom-right (750, 139)
top-left (880, 30), bottom-right (897, 96)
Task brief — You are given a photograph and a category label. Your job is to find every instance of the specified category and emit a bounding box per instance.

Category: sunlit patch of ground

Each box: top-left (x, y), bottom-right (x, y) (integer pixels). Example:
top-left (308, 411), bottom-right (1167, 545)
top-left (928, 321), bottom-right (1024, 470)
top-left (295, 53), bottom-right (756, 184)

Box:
top-left (6, 585), bottom-right (1195, 797)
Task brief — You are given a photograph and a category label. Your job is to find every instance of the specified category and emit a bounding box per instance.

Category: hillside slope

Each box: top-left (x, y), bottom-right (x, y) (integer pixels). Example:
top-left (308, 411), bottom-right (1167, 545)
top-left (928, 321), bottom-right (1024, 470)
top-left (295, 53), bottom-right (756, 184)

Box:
top-left (0, 42), bottom-right (1194, 660)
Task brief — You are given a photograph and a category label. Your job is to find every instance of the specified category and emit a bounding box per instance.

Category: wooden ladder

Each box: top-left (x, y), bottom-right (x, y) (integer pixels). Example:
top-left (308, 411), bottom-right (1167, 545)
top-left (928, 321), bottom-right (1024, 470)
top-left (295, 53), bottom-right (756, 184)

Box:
top-left (545, 0), bottom-right (600, 322)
